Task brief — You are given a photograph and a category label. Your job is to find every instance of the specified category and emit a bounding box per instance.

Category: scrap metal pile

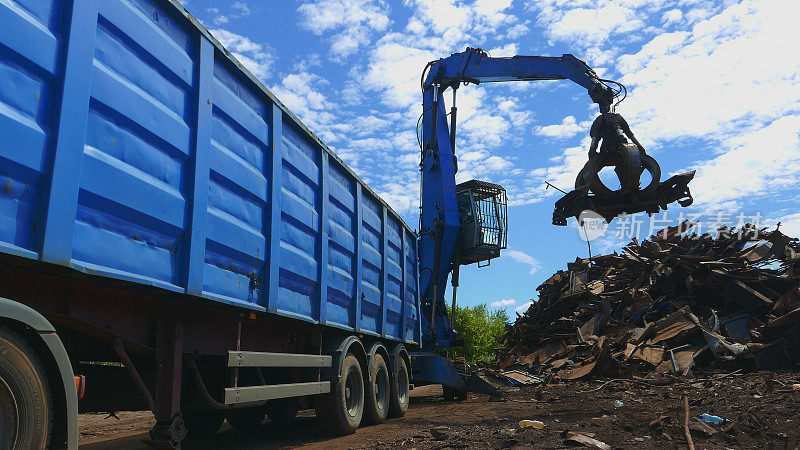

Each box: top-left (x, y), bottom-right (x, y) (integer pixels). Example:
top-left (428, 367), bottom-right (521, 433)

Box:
top-left (498, 222), bottom-right (800, 381)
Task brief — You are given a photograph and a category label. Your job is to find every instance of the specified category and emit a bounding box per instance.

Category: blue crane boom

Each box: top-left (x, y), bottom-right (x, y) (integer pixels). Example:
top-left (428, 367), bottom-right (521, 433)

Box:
top-left (418, 48), bottom-right (616, 348)
top-left (421, 49), bottom-right (615, 101)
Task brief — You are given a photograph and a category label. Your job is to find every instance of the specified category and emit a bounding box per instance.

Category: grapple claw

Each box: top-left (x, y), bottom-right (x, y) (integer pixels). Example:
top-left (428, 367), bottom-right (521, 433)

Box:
top-left (552, 142), bottom-right (695, 226)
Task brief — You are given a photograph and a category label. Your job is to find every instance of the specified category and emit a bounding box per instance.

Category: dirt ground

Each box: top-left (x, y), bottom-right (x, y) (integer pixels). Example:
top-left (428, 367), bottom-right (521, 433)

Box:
top-left (81, 371), bottom-right (800, 449)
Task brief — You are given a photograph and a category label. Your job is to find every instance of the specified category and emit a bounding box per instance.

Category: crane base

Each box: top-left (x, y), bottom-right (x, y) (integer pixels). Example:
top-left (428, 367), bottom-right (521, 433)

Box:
top-left (553, 170), bottom-right (695, 226)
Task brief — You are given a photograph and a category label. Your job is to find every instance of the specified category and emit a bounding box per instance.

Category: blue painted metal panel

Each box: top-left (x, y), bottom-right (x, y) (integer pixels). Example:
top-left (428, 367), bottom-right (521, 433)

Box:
top-left (326, 160), bottom-right (357, 330)
top-left (405, 229), bottom-right (420, 343)
top-left (360, 192), bottom-right (383, 335)
top-left (384, 215), bottom-right (404, 340)
top-left (71, 0), bottom-right (192, 290)
top-left (276, 122), bottom-right (320, 322)
top-left (202, 50), bottom-right (268, 307)
top-left (266, 105), bottom-right (282, 314)
top-left (185, 36), bottom-right (213, 295)
top-left (354, 184), bottom-right (363, 332)
top-left (41, 0), bottom-right (99, 264)
top-left (0, 0), bottom-right (418, 345)
top-left (0, 0), bottom-right (65, 260)
top-left (318, 152), bottom-right (330, 324)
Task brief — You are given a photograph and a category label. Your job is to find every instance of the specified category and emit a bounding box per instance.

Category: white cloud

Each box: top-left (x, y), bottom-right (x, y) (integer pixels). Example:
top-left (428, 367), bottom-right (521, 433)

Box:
top-left (404, 0), bottom-right (515, 47)
top-left (514, 138), bottom-right (591, 206)
top-left (488, 43), bottom-right (518, 57)
top-left (612, 0), bottom-right (800, 207)
top-left (515, 301), bottom-right (532, 313)
top-left (770, 213), bottom-right (800, 238)
top-left (375, 178), bottom-right (419, 216)
top-left (209, 28), bottom-right (273, 80)
top-left (298, 0), bottom-right (391, 58)
top-left (490, 299), bottom-right (516, 308)
top-left (363, 41), bottom-right (436, 109)
top-left (535, 115), bottom-right (591, 139)
top-left (504, 22), bottom-right (529, 39)
top-left (617, 1), bottom-right (800, 143)
top-left (534, 2), bottom-right (645, 47)
top-left (293, 53), bottom-right (322, 72)
top-left (353, 115), bottom-right (390, 136)
top-left (344, 0), bottom-right (531, 206)
top-left (270, 72), bottom-right (345, 144)
top-left (231, 1), bottom-right (250, 15)
top-left (497, 97), bottom-right (533, 128)
top-left (524, 1), bottom-right (723, 67)
top-left (504, 249), bottom-right (541, 275)
top-left (689, 115), bottom-right (800, 207)
top-left (661, 8), bottom-right (682, 26)
top-left (206, 2), bottom-right (252, 26)
top-left (511, 0), bottom-right (800, 214)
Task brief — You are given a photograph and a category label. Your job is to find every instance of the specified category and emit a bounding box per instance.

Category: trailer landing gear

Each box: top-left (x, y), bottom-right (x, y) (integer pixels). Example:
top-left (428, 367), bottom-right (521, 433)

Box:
top-left (146, 319), bottom-right (186, 448)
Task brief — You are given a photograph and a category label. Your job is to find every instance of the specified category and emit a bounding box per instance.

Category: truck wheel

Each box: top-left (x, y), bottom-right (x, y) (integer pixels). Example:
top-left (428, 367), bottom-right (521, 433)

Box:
top-left (0, 325), bottom-right (52, 449)
top-left (362, 353), bottom-right (389, 425)
top-left (315, 354), bottom-right (363, 435)
top-left (265, 398), bottom-right (299, 422)
top-left (388, 356), bottom-right (409, 418)
top-left (181, 409), bottom-right (223, 436)
top-left (225, 405), bottom-right (266, 430)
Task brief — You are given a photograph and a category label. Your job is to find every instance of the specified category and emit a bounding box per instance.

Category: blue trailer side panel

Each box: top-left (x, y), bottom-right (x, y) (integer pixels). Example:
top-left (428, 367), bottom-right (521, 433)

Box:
top-left (0, 0), bottom-right (419, 345)
top-left (0, 0), bottom-right (64, 260)
top-left (203, 50), bottom-right (269, 307)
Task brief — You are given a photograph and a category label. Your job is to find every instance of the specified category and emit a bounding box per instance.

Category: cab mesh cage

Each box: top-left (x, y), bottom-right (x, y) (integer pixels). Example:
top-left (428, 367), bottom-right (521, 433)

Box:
top-left (456, 180), bottom-right (508, 249)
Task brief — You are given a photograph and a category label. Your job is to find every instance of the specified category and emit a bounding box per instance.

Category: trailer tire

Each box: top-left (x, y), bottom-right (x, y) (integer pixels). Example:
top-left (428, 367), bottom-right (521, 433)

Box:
top-left (265, 398), bottom-right (299, 422)
top-left (0, 325), bottom-right (53, 449)
top-left (316, 353), bottom-right (363, 435)
top-left (181, 409), bottom-right (223, 437)
top-left (388, 355), bottom-right (409, 418)
top-left (225, 405), bottom-right (266, 430)
top-left (362, 353), bottom-right (389, 425)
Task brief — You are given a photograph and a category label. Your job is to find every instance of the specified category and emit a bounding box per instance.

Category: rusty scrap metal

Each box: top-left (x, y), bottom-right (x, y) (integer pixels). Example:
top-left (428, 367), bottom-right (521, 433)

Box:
top-left (499, 222), bottom-right (800, 381)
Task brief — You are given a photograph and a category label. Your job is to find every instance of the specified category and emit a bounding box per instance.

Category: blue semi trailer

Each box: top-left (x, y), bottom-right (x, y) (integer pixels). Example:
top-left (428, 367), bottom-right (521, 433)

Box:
top-left (1, 0), bottom-right (641, 447)
top-left (0, 0), bottom-right (425, 447)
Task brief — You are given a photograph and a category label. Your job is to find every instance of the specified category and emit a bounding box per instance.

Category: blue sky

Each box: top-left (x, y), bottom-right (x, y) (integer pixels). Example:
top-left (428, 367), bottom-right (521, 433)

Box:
top-left (179, 0), bottom-right (800, 315)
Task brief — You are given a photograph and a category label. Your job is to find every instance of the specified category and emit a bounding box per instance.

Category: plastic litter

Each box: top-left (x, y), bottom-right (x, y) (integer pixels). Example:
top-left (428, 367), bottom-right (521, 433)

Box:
top-left (564, 433), bottom-right (612, 450)
top-left (698, 413), bottom-right (728, 425)
top-left (518, 419), bottom-right (545, 430)
top-left (614, 400), bottom-right (624, 408)
top-left (791, 384), bottom-right (800, 390)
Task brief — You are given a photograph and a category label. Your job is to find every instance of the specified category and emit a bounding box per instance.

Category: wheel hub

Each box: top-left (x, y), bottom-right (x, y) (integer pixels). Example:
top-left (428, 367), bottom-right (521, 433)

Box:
top-left (345, 367), bottom-right (361, 417)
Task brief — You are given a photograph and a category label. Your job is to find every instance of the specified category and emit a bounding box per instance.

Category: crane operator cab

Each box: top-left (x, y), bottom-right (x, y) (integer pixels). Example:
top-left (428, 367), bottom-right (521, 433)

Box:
top-left (456, 180), bottom-right (508, 265)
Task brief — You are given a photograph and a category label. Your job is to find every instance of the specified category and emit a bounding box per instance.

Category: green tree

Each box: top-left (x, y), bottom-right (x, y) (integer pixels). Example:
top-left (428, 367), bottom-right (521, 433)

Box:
top-left (447, 304), bottom-right (509, 363)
